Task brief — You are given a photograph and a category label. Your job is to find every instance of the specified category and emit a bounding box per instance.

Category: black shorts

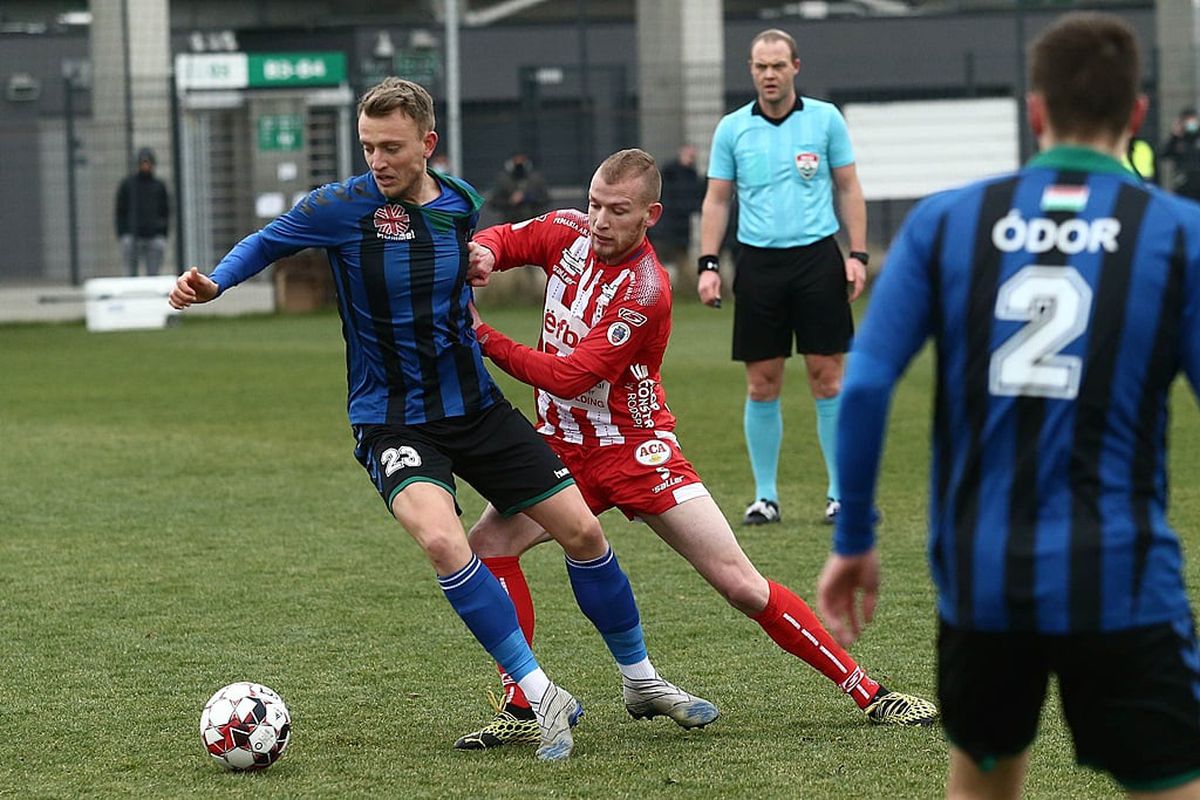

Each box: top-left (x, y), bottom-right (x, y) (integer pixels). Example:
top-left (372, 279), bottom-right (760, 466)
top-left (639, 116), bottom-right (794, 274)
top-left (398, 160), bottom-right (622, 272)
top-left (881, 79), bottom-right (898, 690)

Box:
top-left (938, 617), bottom-right (1200, 791)
top-left (352, 400), bottom-right (574, 517)
top-left (731, 237), bottom-right (853, 360)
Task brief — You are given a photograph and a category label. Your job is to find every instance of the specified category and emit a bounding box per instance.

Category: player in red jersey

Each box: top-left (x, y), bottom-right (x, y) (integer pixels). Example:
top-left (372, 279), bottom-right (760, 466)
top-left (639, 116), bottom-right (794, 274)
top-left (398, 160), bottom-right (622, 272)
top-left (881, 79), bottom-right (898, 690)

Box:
top-left (454, 149), bottom-right (937, 750)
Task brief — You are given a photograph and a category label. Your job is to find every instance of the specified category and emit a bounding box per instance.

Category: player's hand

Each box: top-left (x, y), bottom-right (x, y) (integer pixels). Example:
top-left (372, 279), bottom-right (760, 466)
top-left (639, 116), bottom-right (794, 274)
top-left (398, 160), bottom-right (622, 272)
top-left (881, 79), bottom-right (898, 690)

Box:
top-left (697, 269), bottom-right (722, 308)
top-left (845, 255), bottom-right (867, 303)
top-left (467, 299), bottom-right (483, 330)
top-left (169, 267), bottom-right (219, 309)
top-left (467, 241), bottom-right (495, 287)
top-left (816, 549), bottom-right (881, 648)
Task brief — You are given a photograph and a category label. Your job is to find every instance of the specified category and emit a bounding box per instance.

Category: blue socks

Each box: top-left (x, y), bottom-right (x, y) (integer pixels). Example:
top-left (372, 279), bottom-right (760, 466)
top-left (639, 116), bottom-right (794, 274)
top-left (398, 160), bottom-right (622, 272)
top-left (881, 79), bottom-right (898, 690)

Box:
top-left (815, 395), bottom-right (840, 500)
top-left (439, 556), bottom-right (538, 682)
top-left (745, 395), bottom-right (840, 501)
top-left (565, 548), bottom-right (647, 666)
top-left (744, 398), bottom-right (782, 503)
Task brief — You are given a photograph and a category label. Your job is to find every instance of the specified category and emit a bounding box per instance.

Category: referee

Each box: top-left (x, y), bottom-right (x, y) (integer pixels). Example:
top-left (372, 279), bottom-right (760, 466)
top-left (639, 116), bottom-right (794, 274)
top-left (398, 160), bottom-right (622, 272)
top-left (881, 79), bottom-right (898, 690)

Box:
top-left (698, 28), bottom-right (868, 526)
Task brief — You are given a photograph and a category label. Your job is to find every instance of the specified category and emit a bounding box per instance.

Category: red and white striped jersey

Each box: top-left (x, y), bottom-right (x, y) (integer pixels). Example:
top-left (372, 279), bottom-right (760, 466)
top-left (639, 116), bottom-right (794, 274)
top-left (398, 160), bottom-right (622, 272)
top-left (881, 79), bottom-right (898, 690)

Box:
top-left (473, 209), bottom-right (676, 447)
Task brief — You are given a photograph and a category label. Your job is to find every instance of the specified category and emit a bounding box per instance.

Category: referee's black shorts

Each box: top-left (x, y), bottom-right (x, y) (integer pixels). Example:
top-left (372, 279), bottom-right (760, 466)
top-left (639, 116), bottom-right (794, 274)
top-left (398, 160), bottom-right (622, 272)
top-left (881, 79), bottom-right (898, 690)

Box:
top-left (352, 400), bottom-right (574, 517)
top-left (938, 617), bottom-right (1200, 792)
top-left (731, 236), bottom-right (853, 361)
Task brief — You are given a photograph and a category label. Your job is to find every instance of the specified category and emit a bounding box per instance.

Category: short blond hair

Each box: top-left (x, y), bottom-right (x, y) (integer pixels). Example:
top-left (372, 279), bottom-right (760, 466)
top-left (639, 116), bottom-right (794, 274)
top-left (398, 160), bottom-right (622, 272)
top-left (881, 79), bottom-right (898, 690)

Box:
top-left (595, 148), bottom-right (661, 204)
top-left (357, 78), bottom-right (436, 133)
top-left (750, 28), bottom-right (799, 61)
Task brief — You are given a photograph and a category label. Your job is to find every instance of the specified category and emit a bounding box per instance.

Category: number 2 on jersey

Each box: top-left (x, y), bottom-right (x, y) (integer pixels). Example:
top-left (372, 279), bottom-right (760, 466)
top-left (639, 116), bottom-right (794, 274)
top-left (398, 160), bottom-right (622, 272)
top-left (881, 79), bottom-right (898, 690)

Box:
top-left (988, 265), bottom-right (1094, 400)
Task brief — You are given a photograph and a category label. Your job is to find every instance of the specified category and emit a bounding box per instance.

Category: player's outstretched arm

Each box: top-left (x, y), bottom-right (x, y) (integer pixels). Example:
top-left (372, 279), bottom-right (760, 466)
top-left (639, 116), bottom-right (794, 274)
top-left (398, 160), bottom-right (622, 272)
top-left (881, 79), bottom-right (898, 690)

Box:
top-left (169, 267), bottom-right (219, 309)
top-left (816, 549), bottom-right (880, 648)
top-left (472, 304), bottom-right (611, 399)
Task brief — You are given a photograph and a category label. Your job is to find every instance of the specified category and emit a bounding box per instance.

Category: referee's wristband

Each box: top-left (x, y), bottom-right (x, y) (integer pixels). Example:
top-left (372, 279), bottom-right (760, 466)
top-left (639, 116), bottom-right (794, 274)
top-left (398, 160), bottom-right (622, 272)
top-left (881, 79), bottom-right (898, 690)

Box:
top-left (697, 255), bottom-right (720, 275)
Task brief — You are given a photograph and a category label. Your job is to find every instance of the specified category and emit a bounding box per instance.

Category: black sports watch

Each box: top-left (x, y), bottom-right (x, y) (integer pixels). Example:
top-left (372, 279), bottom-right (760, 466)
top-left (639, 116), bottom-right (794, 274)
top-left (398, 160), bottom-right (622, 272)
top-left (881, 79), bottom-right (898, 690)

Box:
top-left (849, 250), bottom-right (870, 266)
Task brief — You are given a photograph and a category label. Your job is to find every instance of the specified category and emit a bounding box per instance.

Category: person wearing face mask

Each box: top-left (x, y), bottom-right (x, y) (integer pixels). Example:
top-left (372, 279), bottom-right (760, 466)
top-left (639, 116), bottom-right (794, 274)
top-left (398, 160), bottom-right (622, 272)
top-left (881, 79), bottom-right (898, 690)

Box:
top-left (489, 152), bottom-right (550, 224)
top-left (1159, 107), bottom-right (1200, 200)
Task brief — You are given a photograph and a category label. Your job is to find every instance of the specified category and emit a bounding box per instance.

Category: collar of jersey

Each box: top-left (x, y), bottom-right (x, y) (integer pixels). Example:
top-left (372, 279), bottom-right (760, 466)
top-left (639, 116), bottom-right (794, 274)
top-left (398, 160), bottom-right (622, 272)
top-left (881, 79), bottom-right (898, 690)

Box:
top-left (1027, 145), bottom-right (1133, 176)
top-left (374, 170), bottom-right (485, 233)
top-left (751, 95), bottom-right (804, 125)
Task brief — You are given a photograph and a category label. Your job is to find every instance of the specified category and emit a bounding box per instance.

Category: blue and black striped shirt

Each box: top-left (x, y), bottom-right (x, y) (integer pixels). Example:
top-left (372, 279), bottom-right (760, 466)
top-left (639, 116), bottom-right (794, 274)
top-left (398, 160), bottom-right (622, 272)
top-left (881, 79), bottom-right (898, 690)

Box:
top-left (837, 146), bottom-right (1200, 633)
top-left (209, 171), bottom-right (502, 426)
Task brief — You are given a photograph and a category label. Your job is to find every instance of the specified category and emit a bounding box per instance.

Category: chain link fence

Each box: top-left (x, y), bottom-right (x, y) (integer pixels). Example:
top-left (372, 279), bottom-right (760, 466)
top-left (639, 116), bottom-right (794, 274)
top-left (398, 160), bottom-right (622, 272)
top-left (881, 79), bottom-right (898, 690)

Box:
top-left (0, 4), bottom-right (1173, 294)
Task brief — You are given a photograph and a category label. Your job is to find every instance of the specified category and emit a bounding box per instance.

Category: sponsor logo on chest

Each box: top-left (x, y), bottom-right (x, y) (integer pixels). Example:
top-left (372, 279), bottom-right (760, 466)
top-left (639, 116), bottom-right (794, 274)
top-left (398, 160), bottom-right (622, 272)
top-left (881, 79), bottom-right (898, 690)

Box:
top-left (551, 244), bottom-right (588, 285)
top-left (373, 205), bottom-right (416, 241)
top-left (544, 307), bottom-right (583, 350)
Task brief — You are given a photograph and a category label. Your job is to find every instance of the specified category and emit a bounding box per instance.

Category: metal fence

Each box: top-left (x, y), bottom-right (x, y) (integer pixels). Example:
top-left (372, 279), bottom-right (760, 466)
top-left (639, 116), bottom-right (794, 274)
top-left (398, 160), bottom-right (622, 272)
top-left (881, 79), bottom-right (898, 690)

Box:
top-left (0, 5), bottom-right (1173, 290)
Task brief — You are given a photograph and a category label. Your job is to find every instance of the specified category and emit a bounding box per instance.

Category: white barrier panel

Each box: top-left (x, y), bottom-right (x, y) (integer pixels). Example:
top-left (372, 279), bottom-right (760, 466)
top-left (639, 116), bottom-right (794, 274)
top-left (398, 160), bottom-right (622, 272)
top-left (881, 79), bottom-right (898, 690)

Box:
top-left (84, 276), bottom-right (181, 332)
top-left (846, 97), bottom-right (1020, 202)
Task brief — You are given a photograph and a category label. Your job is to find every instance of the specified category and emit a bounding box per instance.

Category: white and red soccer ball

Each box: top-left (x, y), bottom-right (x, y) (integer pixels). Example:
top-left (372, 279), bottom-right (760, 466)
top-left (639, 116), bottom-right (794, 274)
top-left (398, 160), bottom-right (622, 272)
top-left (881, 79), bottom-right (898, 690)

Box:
top-left (200, 681), bottom-right (291, 770)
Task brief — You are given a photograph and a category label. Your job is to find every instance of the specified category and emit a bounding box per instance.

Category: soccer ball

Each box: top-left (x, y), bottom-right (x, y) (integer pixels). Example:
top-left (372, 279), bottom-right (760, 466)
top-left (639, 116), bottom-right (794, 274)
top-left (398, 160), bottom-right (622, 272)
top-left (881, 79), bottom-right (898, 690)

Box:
top-left (199, 681), bottom-right (292, 770)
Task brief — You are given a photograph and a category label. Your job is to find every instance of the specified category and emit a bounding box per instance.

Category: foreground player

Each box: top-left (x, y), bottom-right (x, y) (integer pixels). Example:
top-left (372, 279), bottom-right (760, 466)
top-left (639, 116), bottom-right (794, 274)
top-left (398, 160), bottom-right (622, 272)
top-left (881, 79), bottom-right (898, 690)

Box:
top-left (456, 148), bottom-right (936, 750)
top-left (818, 14), bottom-right (1200, 798)
top-left (167, 79), bottom-right (701, 762)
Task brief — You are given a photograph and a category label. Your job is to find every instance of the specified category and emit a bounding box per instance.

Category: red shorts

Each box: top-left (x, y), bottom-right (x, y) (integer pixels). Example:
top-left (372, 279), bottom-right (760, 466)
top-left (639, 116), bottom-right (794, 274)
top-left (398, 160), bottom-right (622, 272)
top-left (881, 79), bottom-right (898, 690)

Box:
top-left (547, 433), bottom-right (709, 519)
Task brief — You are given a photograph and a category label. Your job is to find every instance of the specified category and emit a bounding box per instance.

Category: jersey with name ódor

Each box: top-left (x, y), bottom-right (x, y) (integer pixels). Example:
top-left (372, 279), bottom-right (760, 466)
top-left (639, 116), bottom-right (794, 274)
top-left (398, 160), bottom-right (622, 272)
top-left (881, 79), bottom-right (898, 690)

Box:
top-left (208, 171), bottom-right (502, 426)
top-left (708, 96), bottom-right (854, 248)
top-left (837, 146), bottom-right (1200, 633)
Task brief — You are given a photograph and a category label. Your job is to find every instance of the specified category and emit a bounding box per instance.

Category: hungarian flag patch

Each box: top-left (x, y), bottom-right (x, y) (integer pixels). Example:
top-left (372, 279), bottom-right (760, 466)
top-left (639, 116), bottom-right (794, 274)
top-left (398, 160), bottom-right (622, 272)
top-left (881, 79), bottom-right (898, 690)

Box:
top-left (1040, 185), bottom-right (1089, 213)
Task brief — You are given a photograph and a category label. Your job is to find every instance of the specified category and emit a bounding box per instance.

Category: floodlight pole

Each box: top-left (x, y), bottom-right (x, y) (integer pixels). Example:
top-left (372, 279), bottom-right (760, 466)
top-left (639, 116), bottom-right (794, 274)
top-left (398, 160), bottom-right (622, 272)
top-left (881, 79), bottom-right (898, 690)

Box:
top-left (577, 0), bottom-right (593, 170)
top-left (64, 69), bottom-right (81, 287)
top-left (444, 0), bottom-right (556, 177)
top-left (1014, 0), bottom-right (1029, 162)
top-left (446, 0), bottom-right (463, 175)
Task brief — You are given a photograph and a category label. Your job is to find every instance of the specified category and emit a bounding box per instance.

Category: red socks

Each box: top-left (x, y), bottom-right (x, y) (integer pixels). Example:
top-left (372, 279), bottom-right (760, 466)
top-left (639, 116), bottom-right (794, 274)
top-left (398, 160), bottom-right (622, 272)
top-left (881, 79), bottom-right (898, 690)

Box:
top-left (481, 564), bottom-right (881, 712)
top-left (482, 556), bottom-right (535, 710)
top-left (752, 579), bottom-right (881, 709)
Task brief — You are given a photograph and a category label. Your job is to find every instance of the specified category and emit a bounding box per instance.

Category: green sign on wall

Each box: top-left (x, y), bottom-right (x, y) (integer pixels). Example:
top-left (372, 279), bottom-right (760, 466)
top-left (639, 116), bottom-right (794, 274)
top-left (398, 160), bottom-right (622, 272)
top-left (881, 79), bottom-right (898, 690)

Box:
top-left (248, 52), bottom-right (347, 88)
top-left (257, 114), bottom-right (304, 151)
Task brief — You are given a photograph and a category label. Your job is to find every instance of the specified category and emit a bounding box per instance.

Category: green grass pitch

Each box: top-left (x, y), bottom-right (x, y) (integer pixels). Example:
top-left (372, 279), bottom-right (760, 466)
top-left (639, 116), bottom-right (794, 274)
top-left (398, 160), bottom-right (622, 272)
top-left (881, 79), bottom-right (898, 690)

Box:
top-left (3, 298), bottom-right (1198, 798)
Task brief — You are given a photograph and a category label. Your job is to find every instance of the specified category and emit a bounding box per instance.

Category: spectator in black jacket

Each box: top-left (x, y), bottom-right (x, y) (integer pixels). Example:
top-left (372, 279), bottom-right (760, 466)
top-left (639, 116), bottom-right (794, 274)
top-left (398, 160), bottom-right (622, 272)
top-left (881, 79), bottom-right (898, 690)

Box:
top-left (115, 148), bottom-right (170, 276)
top-left (488, 153), bottom-right (550, 224)
top-left (651, 144), bottom-right (704, 285)
top-left (1160, 107), bottom-right (1200, 201)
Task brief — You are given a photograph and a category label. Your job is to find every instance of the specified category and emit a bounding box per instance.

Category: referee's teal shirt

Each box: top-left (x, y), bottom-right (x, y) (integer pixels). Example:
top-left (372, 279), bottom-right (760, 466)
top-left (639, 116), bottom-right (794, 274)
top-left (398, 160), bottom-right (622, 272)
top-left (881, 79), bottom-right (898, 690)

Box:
top-left (708, 96), bottom-right (855, 248)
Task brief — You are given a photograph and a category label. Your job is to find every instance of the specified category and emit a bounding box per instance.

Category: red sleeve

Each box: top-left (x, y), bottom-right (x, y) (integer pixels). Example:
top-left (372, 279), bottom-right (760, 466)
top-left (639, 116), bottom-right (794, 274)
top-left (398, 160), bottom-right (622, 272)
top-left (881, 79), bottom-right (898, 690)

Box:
top-left (473, 209), bottom-right (588, 274)
top-left (477, 323), bottom-right (605, 398)
top-left (565, 294), bottom-right (667, 384)
top-left (478, 290), bottom-right (668, 397)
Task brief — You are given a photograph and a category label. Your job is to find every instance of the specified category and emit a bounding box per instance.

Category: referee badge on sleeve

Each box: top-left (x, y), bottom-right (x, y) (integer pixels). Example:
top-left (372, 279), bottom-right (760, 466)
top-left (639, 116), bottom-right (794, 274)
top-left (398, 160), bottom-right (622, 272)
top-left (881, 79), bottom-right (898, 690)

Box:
top-left (795, 152), bottom-right (819, 180)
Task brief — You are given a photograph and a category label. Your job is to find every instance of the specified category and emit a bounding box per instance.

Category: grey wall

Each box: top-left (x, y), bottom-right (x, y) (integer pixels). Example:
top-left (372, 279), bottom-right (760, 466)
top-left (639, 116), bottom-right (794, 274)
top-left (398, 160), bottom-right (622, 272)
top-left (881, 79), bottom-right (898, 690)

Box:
top-left (0, 4), bottom-right (1161, 283)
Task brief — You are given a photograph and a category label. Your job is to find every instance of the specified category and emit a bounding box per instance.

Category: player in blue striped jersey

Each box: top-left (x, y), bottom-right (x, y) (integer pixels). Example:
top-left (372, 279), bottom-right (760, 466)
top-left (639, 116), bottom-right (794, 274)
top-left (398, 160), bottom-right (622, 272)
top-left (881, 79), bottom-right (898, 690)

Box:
top-left (169, 78), bottom-right (713, 761)
top-left (818, 14), bottom-right (1200, 797)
